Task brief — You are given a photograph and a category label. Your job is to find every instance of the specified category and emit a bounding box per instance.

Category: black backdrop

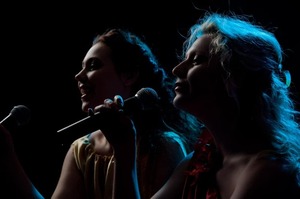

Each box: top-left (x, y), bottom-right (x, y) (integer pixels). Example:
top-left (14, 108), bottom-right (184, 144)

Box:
top-left (1, 0), bottom-right (299, 197)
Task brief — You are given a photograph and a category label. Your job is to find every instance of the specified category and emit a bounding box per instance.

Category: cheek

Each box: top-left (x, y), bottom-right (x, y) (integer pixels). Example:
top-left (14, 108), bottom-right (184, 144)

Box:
top-left (93, 72), bottom-right (127, 99)
top-left (88, 72), bottom-right (112, 99)
top-left (92, 70), bottom-right (120, 88)
top-left (188, 67), bottom-right (217, 97)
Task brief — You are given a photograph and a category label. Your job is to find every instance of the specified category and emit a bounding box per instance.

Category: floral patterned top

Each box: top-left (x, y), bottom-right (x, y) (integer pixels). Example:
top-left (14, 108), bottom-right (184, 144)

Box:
top-left (182, 129), bottom-right (223, 199)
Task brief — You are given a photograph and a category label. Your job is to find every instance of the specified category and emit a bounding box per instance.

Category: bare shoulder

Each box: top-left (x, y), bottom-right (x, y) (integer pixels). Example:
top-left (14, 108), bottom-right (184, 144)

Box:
top-left (88, 130), bottom-right (113, 155)
top-left (232, 155), bottom-right (300, 199)
top-left (88, 130), bottom-right (103, 144)
top-left (52, 142), bottom-right (86, 198)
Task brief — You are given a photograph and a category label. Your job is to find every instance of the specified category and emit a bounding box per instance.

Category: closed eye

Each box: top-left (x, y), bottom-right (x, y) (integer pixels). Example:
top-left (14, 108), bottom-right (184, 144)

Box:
top-left (192, 55), bottom-right (208, 65)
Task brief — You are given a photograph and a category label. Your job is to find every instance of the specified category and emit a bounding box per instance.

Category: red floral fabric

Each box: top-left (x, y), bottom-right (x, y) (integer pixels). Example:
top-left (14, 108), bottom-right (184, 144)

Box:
top-left (182, 129), bottom-right (223, 199)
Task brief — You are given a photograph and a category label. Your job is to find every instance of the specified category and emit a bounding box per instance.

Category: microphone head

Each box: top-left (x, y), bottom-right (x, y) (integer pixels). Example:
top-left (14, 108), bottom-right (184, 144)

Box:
top-left (135, 87), bottom-right (160, 111)
top-left (10, 105), bottom-right (31, 126)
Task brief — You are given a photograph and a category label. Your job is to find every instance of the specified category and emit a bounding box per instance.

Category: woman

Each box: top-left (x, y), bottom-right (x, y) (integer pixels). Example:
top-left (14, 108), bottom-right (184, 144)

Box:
top-left (51, 28), bottom-right (201, 199)
top-left (0, 28), bottom-right (201, 199)
top-left (96, 13), bottom-right (300, 199)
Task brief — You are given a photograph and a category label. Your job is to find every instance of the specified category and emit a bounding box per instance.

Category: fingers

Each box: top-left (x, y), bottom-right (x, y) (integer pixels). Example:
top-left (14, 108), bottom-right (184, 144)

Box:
top-left (114, 95), bottom-right (124, 108)
top-left (94, 95), bottom-right (125, 112)
top-left (88, 108), bottom-right (94, 116)
top-left (104, 98), bottom-right (114, 106)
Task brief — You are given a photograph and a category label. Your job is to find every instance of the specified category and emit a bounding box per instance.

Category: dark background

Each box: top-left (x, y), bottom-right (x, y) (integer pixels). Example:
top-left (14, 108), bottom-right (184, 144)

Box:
top-left (1, 0), bottom-right (299, 198)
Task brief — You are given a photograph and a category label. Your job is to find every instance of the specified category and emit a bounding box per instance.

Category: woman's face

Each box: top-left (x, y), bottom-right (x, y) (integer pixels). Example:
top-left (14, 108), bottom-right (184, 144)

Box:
top-left (172, 35), bottom-right (223, 117)
top-left (75, 42), bottom-right (130, 112)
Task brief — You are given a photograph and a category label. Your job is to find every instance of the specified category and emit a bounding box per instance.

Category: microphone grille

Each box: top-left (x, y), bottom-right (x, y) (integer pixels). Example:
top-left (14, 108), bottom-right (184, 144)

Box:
top-left (135, 87), bottom-right (159, 110)
top-left (10, 105), bottom-right (31, 126)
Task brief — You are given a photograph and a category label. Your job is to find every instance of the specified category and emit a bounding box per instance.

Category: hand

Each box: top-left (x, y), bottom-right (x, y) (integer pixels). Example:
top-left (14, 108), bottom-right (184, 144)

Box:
top-left (94, 95), bottom-right (137, 157)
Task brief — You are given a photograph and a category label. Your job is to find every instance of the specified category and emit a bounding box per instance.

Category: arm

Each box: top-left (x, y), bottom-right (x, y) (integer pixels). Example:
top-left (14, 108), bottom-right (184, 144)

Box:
top-left (97, 97), bottom-right (191, 199)
top-left (151, 152), bottom-right (192, 199)
top-left (113, 143), bottom-right (191, 199)
top-left (0, 124), bottom-right (44, 199)
top-left (95, 100), bottom-right (141, 199)
top-left (51, 144), bottom-right (86, 199)
top-left (113, 142), bottom-right (141, 199)
top-left (143, 133), bottom-right (187, 197)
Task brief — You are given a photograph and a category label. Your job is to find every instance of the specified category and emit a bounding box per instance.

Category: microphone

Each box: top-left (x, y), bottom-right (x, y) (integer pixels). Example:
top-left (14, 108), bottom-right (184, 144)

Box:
top-left (0, 105), bottom-right (31, 132)
top-left (56, 87), bottom-right (159, 142)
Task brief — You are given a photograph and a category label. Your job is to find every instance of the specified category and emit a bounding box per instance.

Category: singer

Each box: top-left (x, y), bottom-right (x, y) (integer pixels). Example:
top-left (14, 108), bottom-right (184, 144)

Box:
top-left (94, 12), bottom-right (300, 199)
top-left (0, 28), bottom-right (201, 199)
top-left (49, 28), bottom-right (202, 199)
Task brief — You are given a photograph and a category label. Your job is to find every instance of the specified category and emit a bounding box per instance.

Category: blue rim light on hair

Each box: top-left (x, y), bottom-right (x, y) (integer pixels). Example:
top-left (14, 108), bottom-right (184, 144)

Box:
top-left (284, 70), bottom-right (291, 87)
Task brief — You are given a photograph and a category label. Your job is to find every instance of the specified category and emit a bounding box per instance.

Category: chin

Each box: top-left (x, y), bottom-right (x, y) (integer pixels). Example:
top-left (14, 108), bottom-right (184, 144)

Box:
top-left (174, 95), bottom-right (195, 113)
top-left (173, 96), bottom-right (185, 109)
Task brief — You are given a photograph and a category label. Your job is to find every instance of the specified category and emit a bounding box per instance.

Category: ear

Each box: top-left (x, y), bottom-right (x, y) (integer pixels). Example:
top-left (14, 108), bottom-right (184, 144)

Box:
top-left (120, 72), bottom-right (139, 86)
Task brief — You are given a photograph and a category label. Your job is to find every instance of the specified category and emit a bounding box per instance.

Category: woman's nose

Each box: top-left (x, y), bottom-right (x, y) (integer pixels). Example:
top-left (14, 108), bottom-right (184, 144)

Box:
top-left (172, 61), bottom-right (186, 78)
top-left (75, 69), bottom-right (87, 82)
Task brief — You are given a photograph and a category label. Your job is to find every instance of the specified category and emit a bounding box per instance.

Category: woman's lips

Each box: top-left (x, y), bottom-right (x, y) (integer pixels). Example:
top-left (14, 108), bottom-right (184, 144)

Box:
top-left (78, 84), bottom-right (91, 100)
top-left (174, 82), bottom-right (188, 93)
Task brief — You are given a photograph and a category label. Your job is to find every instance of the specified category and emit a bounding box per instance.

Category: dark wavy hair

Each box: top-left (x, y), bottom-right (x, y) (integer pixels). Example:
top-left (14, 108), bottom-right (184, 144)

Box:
top-left (93, 28), bottom-right (203, 151)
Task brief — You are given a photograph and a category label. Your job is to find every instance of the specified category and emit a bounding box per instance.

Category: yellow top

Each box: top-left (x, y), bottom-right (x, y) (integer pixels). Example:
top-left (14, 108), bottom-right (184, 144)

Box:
top-left (72, 131), bottom-right (188, 199)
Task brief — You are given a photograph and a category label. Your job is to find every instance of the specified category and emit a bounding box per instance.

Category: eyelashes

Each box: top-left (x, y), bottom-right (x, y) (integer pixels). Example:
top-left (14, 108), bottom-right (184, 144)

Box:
top-left (85, 58), bottom-right (103, 71)
top-left (192, 55), bottom-right (208, 65)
